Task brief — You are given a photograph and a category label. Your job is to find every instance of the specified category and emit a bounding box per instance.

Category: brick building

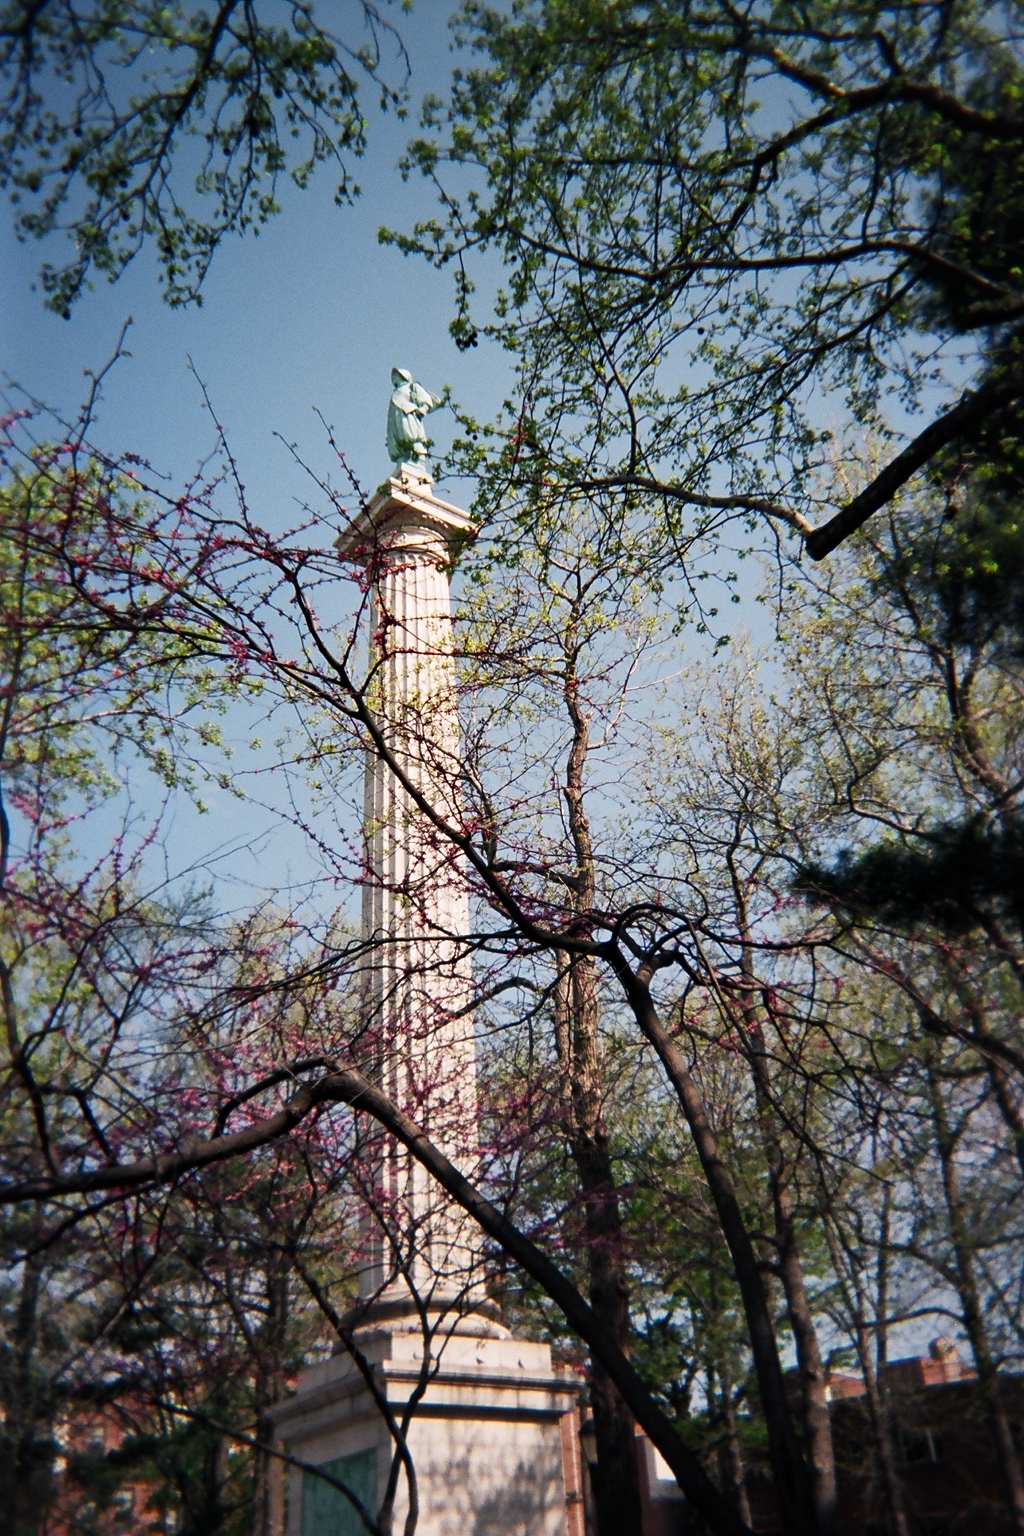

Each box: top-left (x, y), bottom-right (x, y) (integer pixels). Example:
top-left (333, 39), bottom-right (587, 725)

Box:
top-left (634, 1340), bottom-right (1024, 1536)
top-left (830, 1342), bottom-right (1023, 1536)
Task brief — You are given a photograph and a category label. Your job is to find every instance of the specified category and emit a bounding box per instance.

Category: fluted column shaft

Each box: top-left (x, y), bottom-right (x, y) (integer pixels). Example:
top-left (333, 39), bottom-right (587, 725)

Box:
top-left (344, 478), bottom-right (478, 1303)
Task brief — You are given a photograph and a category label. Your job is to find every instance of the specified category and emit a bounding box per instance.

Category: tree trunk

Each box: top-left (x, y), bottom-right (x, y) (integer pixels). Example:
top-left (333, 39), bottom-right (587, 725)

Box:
top-left (928, 1061), bottom-right (1024, 1536)
top-left (609, 956), bottom-right (818, 1536)
top-left (822, 1206), bottom-right (909, 1536)
top-left (555, 653), bottom-right (644, 1536)
top-left (743, 1004), bottom-right (837, 1536)
top-left (251, 1243), bottom-right (290, 1536)
top-left (3, 1255), bottom-right (46, 1536)
top-left (554, 919), bottom-right (642, 1522)
top-left (707, 1270), bottom-right (752, 1530)
top-left (721, 1378), bottom-right (752, 1529)
top-left (723, 861), bottom-right (836, 1536)
top-left (860, 1337), bottom-right (911, 1536)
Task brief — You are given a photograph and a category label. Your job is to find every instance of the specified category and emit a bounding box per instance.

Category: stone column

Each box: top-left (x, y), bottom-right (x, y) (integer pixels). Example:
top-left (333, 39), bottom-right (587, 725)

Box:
top-left (270, 468), bottom-right (581, 1536)
top-left (342, 465), bottom-right (479, 1310)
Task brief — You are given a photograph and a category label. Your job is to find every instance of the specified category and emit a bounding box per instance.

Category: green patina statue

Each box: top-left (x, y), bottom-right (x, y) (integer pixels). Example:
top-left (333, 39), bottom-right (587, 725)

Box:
top-left (386, 367), bottom-right (444, 471)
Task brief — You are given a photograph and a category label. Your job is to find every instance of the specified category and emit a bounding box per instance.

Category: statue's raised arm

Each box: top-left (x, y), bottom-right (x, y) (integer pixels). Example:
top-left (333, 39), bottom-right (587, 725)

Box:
top-left (387, 367), bottom-right (445, 473)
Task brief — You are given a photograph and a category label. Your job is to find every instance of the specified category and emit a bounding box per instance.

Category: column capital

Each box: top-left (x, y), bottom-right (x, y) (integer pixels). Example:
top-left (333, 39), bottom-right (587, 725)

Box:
top-left (336, 471), bottom-right (477, 567)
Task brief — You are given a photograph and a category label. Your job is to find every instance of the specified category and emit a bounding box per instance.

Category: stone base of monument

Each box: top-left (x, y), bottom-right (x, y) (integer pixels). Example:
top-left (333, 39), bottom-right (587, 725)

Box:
top-left (268, 1309), bottom-right (585, 1536)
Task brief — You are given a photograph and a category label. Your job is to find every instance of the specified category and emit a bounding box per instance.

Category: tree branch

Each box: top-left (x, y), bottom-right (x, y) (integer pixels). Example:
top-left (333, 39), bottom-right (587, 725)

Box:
top-left (805, 377), bottom-right (1020, 559)
top-left (0, 1062), bottom-right (752, 1536)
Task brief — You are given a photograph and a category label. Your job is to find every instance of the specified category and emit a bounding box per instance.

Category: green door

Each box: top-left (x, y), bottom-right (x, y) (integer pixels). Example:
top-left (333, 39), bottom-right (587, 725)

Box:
top-left (301, 1447), bottom-right (377, 1536)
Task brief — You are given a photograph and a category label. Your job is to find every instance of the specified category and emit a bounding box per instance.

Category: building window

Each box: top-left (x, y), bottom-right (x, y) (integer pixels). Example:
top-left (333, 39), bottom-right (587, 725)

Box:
top-left (901, 1427), bottom-right (944, 1465)
top-left (915, 1517), bottom-right (952, 1536)
top-left (111, 1487), bottom-right (135, 1525)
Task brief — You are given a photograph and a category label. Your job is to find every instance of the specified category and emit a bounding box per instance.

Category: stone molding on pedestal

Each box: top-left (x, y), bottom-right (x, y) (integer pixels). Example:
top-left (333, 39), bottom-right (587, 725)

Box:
top-left (336, 470), bottom-right (477, 568)
top-left (270, 1324), bottom-right (584, 1536)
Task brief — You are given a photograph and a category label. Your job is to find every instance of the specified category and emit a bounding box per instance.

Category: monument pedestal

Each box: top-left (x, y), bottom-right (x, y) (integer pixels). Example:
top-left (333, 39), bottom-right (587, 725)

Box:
top-left (270, 1314), bottom-right (585, 1536)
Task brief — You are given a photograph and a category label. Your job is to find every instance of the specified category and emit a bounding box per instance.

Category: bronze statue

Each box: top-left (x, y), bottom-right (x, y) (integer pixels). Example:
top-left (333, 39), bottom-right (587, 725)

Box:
top-left (386, 367), bottom-right (443, 471)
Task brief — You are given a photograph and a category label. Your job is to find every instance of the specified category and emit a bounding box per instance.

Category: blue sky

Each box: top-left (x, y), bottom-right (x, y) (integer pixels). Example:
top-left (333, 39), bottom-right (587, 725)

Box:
top-left (0, 6), bottom-right (790, 902)
top-left (0, 2), bottom-right (961, 902)
top-left (1, 4), bottom-right (507, 903)
top-left (1, 3), bottom-right (501, 524)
